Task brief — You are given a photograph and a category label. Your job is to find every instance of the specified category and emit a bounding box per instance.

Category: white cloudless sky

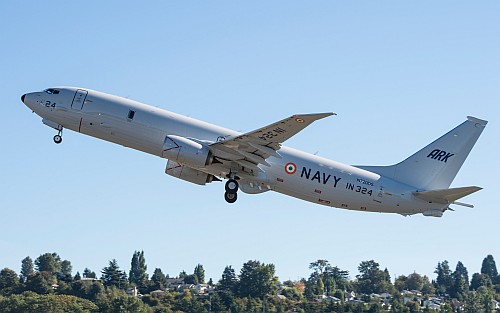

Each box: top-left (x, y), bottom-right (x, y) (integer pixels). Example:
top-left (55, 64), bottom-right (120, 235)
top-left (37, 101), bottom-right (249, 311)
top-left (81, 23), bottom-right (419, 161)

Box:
top-left (2, 1), bottom-right (499, 283)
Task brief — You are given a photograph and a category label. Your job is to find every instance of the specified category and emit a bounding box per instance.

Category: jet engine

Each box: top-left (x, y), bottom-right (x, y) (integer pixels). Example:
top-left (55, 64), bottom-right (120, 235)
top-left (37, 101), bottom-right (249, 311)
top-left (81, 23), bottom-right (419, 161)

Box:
top-left (165, 160), bottom-right (218, 185)
top-left (162, 135), bottom-right (212, 168)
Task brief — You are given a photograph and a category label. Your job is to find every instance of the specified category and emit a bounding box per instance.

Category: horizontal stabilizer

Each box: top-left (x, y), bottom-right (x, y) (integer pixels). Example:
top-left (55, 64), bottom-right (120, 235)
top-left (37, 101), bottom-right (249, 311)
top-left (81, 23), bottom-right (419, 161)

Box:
top-left (413, 186), bottom-right (482, 204)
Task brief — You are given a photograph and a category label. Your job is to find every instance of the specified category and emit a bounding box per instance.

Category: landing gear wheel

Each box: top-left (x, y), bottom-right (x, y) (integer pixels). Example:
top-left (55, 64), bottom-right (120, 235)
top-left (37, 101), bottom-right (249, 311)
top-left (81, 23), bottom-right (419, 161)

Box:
top-left (225, 179), bottom-right (239, 193)
top-left (224, 191), bottom-right (238, 203)
top-left (53, 134), bottom-right (62, 144)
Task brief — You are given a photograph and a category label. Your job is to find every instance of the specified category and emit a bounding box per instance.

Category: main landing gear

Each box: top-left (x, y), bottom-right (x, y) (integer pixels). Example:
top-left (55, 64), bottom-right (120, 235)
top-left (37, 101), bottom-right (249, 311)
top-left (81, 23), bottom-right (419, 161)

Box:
top-left (224, 178), bottom-right (239, 203)
top-left (53, 129), bottom-right (63, 144)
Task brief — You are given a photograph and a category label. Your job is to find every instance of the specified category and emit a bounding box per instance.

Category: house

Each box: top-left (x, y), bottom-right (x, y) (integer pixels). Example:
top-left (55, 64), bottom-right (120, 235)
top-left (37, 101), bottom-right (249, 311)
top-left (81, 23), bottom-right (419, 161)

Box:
top-left (126, 287), bottom-right (138, 297)
top-left (314, 295), bottom-right (341, 303)
top-left (194, 284), bottom-right (212, 294)
top-left (344, 291), bottom-right (356, 301)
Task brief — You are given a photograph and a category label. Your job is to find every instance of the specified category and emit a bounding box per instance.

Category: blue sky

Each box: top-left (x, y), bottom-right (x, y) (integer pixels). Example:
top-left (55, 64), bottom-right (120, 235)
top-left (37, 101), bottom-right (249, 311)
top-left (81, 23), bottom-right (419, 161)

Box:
top-left (2, 1), bottom-right (499, 283)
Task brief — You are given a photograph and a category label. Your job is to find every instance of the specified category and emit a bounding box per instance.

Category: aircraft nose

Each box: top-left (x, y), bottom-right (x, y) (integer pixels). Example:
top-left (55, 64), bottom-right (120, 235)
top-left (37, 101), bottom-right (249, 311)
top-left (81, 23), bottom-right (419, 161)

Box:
top-left (21, 94), bottom-right (26, 103)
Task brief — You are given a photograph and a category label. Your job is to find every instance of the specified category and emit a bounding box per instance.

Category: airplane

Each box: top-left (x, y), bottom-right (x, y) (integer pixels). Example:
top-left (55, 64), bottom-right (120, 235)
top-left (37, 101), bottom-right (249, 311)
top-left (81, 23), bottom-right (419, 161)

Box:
top-left (21, 87), bottom-right (487, 217)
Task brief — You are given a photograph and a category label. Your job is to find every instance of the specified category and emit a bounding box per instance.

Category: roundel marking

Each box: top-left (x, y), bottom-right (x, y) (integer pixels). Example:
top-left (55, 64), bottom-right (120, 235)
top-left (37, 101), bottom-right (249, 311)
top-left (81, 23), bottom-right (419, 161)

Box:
top-left (295, 118), bottom-right (305, 123)
top-left (285, 162), bottom-right (297, 174)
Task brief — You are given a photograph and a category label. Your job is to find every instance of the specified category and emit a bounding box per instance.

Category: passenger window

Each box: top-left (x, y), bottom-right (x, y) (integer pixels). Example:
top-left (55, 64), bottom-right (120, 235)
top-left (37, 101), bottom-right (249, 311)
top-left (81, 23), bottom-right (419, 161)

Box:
top-left (128, 110), bottom-right (136, 120)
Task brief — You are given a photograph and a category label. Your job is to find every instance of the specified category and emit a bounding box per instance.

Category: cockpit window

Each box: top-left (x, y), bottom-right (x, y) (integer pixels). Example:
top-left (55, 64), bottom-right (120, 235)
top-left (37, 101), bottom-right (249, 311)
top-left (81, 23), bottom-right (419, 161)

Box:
top-left (44, 89), bottom-right (60, 95)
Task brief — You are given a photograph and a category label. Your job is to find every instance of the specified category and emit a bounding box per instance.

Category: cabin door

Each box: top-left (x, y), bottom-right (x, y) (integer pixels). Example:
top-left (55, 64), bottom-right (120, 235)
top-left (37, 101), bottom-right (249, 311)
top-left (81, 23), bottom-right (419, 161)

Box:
top-left (72, 89), bottom-right (88, 110)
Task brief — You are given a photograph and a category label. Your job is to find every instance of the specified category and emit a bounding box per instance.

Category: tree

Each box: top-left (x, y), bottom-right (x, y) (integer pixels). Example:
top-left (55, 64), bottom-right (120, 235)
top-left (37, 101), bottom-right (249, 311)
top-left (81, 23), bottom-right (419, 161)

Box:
top-left (481, 255), bottom-right (498, 282)
top-left (315, 277), bottom-right (325, 295)
top-left (0, 268), bottom-right (19, 294)
top-left (194, 264), bottom-right (205, 284)
top-left (34, 253), bottom-right (61, 276)
top-left (238, 260), bottom-right (277, 298)
top-left (421, 275), bottom-right (435, 295)
top-left (463, 291), bottom-right (484, 312)
top-left (434, 260), bottom-right (452, 295)
top-left (451, 261), bottom-right (469, 299)
top-left (395, 275), bottom-right (407, 291)
top-left (58, 260), bottom-right (73, 282)
top-left (74, 272), bottom-right (81, 281)
top-left (406, 273), bottom-right (424, 291)
top-left (183, 274), bottom-right (198, 285)
top-left (218, 266), bottom-right (238, 293)
top-left (129, 251), bottom-right (149, 292)
top-left (101, 259), bottom-right (127, 289)
top-left (309, 260), bottom-right (330, 275)
top-left (25, 271), bottom-right (55, 294)
top-left (150, 268), bottom-right (167, 291)
top-left (20, 257), bottom-right (34, 282)
top-left (356, 260), bottom-right (393, 294)
top-left (477, 286), bottom-right (495, 313)
top-left (329, 266), bottom-right (350, 291)
top-left (83, 268), bottom-right (96, 279)
top-left (0, 293), bottom-right (98, 313)
top-left (470, 273), bottom-right (493, 290)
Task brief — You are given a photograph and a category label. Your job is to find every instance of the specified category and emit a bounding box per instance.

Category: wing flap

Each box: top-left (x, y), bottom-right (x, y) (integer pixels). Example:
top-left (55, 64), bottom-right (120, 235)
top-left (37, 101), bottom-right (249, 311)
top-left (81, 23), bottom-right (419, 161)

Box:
top-left (413, 186), bottom-right (482, 204)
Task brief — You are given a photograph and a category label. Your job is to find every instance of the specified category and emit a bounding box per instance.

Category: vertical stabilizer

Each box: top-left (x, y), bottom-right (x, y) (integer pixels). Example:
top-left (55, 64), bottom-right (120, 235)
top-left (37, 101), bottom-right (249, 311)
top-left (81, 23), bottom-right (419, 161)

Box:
top-left (357, 116), bottom-right (487, 190)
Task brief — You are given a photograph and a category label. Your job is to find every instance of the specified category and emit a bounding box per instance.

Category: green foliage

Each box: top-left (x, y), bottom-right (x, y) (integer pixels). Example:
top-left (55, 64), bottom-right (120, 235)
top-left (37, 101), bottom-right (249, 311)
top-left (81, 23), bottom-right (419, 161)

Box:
top-left (2, 252), bottom-right (500, 313)
top-left (101, 259), bottom-right (128, 289)
top-left (129, 251), bottom-right (149, 293)
top-left (82, 268), bottom-right (96, 279)
top-left (434, 260), bottom-right (453, 295)
top-left (58, 260), bottom-right (73, 283)
top-left (95, 287), bottom-right (152, 313)
top-left (20, 257), bottom-right (34, 282)
top-left (35, 253), bottom-right (62, 275)
top-left (25, 271), bottom-right (55, 294)
top-left (218, 265), bottom-right (238, 293)
top-left (355, 260), bottom-right (394, 294)
top-left (194, 263), bottom-right (205, 284)
top-left (0, 268), bottom-right (20, 295)
top-left (238, 260), bottom-right (277, 299)
top-left (471, 272), bottom-right (493, 290)
top-left (481, 255), bottom-right (498, 283)
top-left (150, 268), bottom-right (167, 291)
top-left (183, 274), bottom-right (198, 285)
top-left (0, 291), bottom-right (98, 313)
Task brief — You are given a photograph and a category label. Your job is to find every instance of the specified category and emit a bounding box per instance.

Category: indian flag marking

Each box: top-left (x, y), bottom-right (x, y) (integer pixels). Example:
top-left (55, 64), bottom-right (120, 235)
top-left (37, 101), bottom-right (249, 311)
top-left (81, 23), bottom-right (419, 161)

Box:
top-left (284, 162), bottom-right (297, 174)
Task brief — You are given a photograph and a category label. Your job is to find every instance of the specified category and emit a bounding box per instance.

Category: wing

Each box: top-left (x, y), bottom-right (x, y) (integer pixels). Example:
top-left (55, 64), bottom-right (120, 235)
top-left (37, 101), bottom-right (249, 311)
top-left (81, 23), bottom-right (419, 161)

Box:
top-left (209, 113), bottom-right (335, 173)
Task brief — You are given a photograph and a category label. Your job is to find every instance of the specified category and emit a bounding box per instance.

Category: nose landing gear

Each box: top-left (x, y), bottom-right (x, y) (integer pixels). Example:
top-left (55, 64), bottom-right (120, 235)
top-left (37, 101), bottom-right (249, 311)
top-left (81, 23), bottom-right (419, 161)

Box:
top-left (224, 178), bottom-right (239, 203)
top-left (53, 129), bottom-right (63, 144)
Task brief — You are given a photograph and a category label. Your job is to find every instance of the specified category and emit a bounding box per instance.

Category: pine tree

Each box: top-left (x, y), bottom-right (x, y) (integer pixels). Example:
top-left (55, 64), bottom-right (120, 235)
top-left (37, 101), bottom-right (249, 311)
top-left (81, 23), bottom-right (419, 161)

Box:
top-left (101, 259), bottom-right (127, 288)
top-left (434, 260), bottom-right (453, 295)
top-left (58, 260), bottom-right (73, 282)
top-left (83, 268), bottom-right (96, 278)
top-left (151, 268), bottom-right (167, 291)
top-left (481, 255), bottom-right (498, 282)
top-left (194, 264), bottom-right (205, 284)
top-left (20, 256), bottom-right (34, 282)
top-left (129, 251), bottom-right (149, 292)
top-left (219, 266), bottom-right (238, 293)
top-left (35, 253), bottom-right (62, 275)
top-left (0, 268), bottom-right (19, 292)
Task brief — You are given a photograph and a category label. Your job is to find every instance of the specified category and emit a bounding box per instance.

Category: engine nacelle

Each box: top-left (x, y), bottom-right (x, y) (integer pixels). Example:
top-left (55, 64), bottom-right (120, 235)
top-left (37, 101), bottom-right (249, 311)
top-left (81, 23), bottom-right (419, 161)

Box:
top-left (162, 135), bottom-right (212, 168)
top-left (165, 160), bottom-right (217, 185)
top-left (422, 209), bottom-right (444, 218)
